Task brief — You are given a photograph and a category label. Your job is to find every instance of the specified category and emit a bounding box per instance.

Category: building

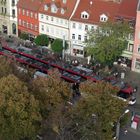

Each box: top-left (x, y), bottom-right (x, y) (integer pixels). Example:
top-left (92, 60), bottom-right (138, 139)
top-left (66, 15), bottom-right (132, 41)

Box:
top-left (0, 0), bottom-right (18, 36)
top-left (9, 0), bottom-right (19, 36)
top-left (17, 0), bottom-right (42, 41)
top-left (38, 0), bottom-right (79, 53)
top-left (70, 0), bottom-right (138, 63)
top-left (132, 0), bottom-right (140, 72)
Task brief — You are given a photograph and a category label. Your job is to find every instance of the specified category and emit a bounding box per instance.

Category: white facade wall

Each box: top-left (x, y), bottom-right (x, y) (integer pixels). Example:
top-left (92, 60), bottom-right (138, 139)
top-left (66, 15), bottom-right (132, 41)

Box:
top-left (70, 20), bottom-right (97, 57)
top-left (39, 14), bottom-right (69, 40)
top-left (9, 0), bottom-right (18, 36)
top-left (0, 0), bottom-right (18, 36)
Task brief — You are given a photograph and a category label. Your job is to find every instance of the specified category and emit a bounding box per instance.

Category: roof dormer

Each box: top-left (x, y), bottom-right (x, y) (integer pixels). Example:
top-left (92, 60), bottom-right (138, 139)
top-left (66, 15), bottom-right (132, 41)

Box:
top-left (62, 0), bottom-right (67, 4)
top-left (44, 4), bottom-right (48, 11)
top-left (100, 14), bottom-right (108, 22)
top-left (51, 3), bottom-right (58, 13)
top-left (61, 8), bottom-right (65, 14)
top-left (81, 11), bottom-right (89, 19)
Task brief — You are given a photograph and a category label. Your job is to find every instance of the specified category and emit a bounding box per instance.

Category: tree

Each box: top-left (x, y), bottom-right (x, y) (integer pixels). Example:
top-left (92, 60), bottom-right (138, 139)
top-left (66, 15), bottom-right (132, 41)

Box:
top-left (0, 75), bottom-right (42, 140)
top-left (51, 39), bottom-right (68, 53)
top-left (19, 32), bottom-right (29, 40)
top-left (34, 34), bottom-right (49, 46)
top-left (66, 81), bottom-right (128, 140)
top-left (30, 68), bottom-right (72, 118)
top-left (0, 56), bottom-right (14, 78)
top-left (86, 21), bottom-right (132, 66)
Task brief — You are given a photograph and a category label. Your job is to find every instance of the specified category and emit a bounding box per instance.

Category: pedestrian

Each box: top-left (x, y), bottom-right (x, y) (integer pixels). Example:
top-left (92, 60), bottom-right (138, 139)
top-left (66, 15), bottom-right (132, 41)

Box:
top-left (124, 129), bottom-right (128, 135)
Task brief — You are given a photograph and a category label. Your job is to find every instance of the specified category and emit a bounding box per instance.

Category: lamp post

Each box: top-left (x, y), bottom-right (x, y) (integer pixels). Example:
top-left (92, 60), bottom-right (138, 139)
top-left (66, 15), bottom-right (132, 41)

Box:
top-left (62, 35), bottom-right (65, 60)
top-left (115, 109), bottom-right (129, 140)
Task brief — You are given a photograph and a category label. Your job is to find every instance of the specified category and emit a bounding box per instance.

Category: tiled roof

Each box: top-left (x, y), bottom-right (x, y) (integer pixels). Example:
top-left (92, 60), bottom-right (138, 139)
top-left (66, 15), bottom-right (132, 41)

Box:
top-left (17, 0), bottom-right (42, 11)
top-left (71, 0), bottom-right (138, 24)
top-left (116, 0), bottom-right (139, 19)
top-left (39, 0), bottom-right (78, 19)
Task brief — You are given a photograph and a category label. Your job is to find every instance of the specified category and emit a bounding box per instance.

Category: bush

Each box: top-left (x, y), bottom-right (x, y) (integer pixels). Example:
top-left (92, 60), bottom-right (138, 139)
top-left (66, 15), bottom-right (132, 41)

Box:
top-left (19, 32), bottom-right (29, 40)
top-left (51, 39), bottom-right (68, 53)
top-left (34, 34), bottom-right (49, 46)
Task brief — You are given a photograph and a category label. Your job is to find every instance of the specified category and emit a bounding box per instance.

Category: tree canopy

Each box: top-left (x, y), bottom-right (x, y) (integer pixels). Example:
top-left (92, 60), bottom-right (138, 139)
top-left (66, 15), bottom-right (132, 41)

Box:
top-left (68, 81), bottom-right (128, 140)
top-left (34, 34), bottom-right (49, 46)
top-left (30, 69), bottom-right (72, 118)
top-left (51, 39), bottom-right (68, 53)
top-left (0, 75), bottom-right (42, 140)
top-left (86, 21), bottom-right (132, 66)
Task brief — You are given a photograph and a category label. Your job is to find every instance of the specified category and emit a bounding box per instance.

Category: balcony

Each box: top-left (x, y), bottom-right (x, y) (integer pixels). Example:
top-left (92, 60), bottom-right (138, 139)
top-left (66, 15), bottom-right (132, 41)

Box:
top-left (12, 2), bottom-right (15, 6)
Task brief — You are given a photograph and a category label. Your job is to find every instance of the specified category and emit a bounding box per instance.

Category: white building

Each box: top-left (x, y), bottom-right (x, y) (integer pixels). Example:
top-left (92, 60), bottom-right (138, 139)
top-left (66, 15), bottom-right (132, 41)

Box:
top-left (0, 0), bottom-right (18, 36)
top-left (70, 0), bottom-right (138, 62)
top-left (38, 0), bottom-right (80, 54)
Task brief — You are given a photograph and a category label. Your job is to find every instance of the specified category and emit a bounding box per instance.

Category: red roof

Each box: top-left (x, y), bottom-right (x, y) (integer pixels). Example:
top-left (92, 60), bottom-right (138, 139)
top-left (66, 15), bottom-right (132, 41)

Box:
top-left (116, 0), bottom-right (138, 19)
top-left (17, 0), bottom-right (42, 11)
top-left (71, 0), bottom-right (138, 24)
top-left (39, 0), bottom-right (78, 19)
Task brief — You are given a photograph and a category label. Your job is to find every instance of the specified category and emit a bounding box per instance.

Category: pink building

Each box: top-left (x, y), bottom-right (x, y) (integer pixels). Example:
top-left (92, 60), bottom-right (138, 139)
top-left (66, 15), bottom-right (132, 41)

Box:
top-left (132, 0), bottom-right (140, 72)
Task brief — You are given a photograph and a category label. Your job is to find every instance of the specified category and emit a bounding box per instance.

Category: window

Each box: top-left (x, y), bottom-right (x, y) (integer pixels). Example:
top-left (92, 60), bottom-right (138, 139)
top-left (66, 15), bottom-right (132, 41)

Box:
top-left (27, 22), bottom-right (29, 28)
top-left (12, 0), bottom-right (15, 6)
top-left (138, 31), bottom-right (140, 39)
top-left (60, 19), bottom-right (63, 24)
top-left (100, 14), bottom-right (108, 22)
top-left (35, 13), bottom-right (37, 19)
top-left (72, 34), bottom-right (75, 39)
top-left (81, 13), bottom-right (89, 19)
top-left (41, 25), bottom-right (44, 31)
top-left (22, 9), bottom-right (25, 15)
top-left (62, 0), bottom-right (66, 4)
top-left (46, 26), bottom-right (49, 32)
top-left (46, 16), bottom-right (48, 20)
top-left (78, 35), bottom-right (81, 40)
top-left (51, 16), bottom-right (53, 21)
top-left (61, 8), bottom-right (65, 14)
top-left (18, 19), bottom-right (21, 25)
top-left (78, 24), bottom-right (82, 30)
top-left (18, 8), bottom-right (21, 14)
top-left (30, 24), bottom-right (33, 29)
top-left (127, 44), bottom-right (133, 52)
top-left (35, 25), bottom-right (38, 31)
top-left (5, 8), bottom-right (6, 14)
top-left (41, 14), bottom-right (44, 19)
top-left (30, 12), bottom-right (33, 18)
top-left (138, 45), bottom-right (140, 54)
top-left (2, 7), bottom-right (3, 13)
top-left (44, 5), bottom-right (48, 11)
top-left (51, 4), bottom-right (58, 13)
top-left (135, 59), bottom-right (140, 70)
top-left (85, 25), bottom-right (88, 31)
top-left (84, 36), bottom-right (87, 41)
top-left (12, 9), bottom-right (15, 17)
top-left (26, 11), bottom-right (29, 16)
top-left (72, 23), bottom-right (76, 28)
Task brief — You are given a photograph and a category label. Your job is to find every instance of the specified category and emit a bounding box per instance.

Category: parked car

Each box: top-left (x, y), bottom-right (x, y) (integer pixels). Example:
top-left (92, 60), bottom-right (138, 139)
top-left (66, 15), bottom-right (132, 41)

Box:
top-left (131, 113), bottom-right (140, 129)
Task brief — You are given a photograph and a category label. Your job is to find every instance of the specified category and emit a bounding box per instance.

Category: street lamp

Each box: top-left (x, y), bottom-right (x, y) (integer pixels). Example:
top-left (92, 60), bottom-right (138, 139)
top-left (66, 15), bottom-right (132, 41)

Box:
top-left (62, 35), bottom-right (65, 60)
top-left (115, 109), bottom-right (129, 140)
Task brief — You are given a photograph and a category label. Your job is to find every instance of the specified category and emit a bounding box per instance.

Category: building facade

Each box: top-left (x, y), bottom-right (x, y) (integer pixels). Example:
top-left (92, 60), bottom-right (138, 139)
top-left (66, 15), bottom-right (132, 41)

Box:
top-left (17, 0), bottom-right (42, 41)
top-left (38, 0), bottom-right (79, 54)
top-left (70, 0), bottom-right (138, 63)
top-left (0, 0), bottom-right (11, 35)
top-left (132, 0), bottom-right (140, 72)
top-left (0, 0), bottom-right (18, 36)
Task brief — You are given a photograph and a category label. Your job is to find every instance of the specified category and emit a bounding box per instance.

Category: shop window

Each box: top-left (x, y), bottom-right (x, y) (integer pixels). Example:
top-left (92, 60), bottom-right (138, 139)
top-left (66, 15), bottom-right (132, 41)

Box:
top-left (135, 59), bottom-right (140, 70)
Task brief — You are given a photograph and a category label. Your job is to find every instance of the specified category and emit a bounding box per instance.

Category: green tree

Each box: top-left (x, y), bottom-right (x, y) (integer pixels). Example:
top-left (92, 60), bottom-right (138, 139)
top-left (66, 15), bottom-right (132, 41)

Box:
top-left (30, 69), bottom-right (71, 118)
top-left (86, 21), bottom-right (132, 66)
top-left (51, 39), bottom-right (68, 53)
top-left (0, 75), bottom-right (42, 140)
top-left (67, 81), bottom-right (128, 140)
top-left (0, 56), bottom-right (14, 78)
top-left (19, 32), bottom-right (29, 40)
top-left (34, 34), bottom-right (49, 46)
